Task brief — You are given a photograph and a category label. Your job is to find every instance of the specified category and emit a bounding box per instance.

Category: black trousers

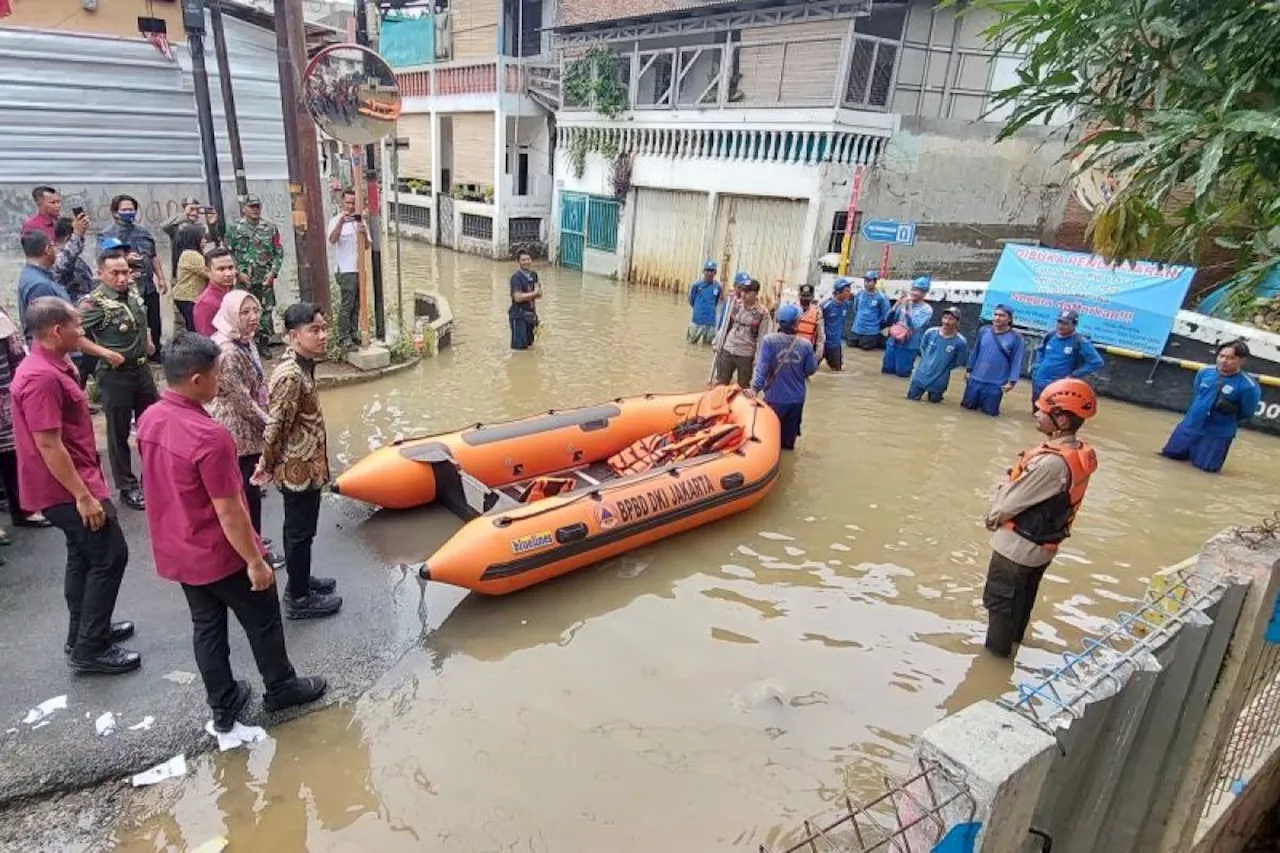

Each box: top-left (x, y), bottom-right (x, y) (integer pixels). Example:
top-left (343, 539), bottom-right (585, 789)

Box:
top-left (336, 272), bottom-right (360, 345)
top-left (238, 454), bottom-right (263, 534)
top-left (97, 366), bottom-right (159, 492)
top-left (44, 499), bottom-right (128, 658)
top-left (175, 299), bottom-right (197, 335)
top-left (0, 448), bottom-right (35, 524)
top-left (182, 568), bottom-right (296, 714)
top-left (142, 291), bottom-right (162, 358)
top-left (281, 487), bottom-right (322, 598)
top-left (982, 551), bottom-right (1050, 658)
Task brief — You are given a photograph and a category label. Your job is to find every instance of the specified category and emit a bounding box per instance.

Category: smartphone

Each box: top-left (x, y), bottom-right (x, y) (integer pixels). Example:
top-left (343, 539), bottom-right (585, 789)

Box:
top-left (72, 206), bottom-right (85, 217)
top-left (353, 213), bottom-right (363, 222)
top-left (200, 206), bottom-right (213, 214)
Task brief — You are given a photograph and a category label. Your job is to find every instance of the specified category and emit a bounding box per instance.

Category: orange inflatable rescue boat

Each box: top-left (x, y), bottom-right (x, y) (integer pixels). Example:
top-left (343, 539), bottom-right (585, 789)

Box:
top-left (333, 387), bottom-right (781, 595)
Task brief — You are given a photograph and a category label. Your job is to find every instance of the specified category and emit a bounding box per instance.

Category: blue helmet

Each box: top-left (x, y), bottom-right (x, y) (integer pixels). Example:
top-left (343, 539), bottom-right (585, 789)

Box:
top-left (864, 270), bottom-right (879, 281)
top-left (703, 259), bottom-right (718, 271)
top-left (777, 304), bottom-right (801, 326)
top-left (733, 271), bottom-right (751, 287)
top-left (910, 276), bottom-right (931, 293)
top-left (99, 237), bottom-right (131, 252)
top-left (833, 278), bottom-right (853, 293)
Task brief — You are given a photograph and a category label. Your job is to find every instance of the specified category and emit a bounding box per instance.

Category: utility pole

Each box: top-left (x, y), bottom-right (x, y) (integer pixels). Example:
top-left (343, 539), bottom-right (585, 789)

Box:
top-left (181, 0), bottom-right (226, 224)
top-left (209, 0), bottom-right (248, 205)
top-left (355, 0), bottom-right (387, 340)
top-left (274, 0), bottom-right (332, 314)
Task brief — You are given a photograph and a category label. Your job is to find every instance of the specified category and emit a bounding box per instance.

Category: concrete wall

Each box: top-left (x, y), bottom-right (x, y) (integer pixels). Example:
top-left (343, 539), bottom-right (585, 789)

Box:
top-left (874, 530), bottom-right (1280, 853)
top-left (3, 0), bottom-right (185, 39)
top-left (846, 118), bottom-right (1070, 280)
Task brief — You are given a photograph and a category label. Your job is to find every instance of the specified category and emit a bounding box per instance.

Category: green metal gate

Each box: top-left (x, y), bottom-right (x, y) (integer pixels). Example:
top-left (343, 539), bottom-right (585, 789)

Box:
top-left (559, 193), bottom-right (585, 270)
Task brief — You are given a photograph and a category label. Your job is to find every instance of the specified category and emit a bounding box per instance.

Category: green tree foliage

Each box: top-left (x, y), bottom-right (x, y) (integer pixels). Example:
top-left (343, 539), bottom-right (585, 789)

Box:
top-left (974, 0), bottom-right (1280, 323)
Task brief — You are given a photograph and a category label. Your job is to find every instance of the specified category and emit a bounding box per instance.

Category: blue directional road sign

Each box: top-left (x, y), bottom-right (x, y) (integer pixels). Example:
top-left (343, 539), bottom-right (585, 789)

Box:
top-left (861, 219), bottom-right (917, 246)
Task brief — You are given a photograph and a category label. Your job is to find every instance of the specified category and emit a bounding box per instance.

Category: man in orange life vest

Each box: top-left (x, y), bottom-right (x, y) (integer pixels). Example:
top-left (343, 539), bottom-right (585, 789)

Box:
top-left (981, 378), bottom-right (1098, 658)
top-left (793, 284), bottom-right (824, 354)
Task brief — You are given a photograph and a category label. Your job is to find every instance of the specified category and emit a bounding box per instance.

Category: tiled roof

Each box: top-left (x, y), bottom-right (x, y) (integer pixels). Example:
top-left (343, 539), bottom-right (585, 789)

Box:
top-left (559, 0), bottom-right (740, 28)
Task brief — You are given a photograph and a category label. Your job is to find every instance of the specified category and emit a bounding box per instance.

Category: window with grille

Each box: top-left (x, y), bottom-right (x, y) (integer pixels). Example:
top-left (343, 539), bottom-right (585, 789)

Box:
top-left (391, 203), bottom-right (431, 230)
top-left (461, 213), bottom-right (493, 240)
top-left (586, 197), bottom-right (619, 252)
top-left (509, 217), bottom-right (541, 243)
top-left (845, 37), bottom-right (898, 110)
top-left (827, 211), bottom-right (862, 254)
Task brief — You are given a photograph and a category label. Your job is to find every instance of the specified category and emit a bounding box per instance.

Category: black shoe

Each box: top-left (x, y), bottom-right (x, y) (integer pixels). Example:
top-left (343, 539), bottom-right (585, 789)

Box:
top-left (308, 576), bottom-right (337, 595)
top-left (120, 488), bottom-right (145, 511)
top-left (213, 680), bottom-right (253, 734)
top-left (267, 550), bottom-right (286, 571)
top-left (263, 675), bottom-right (328, 713)
top-left (64, 621), bottom-right (136, 655)
top-left (285, 592), bottom-right (342, 620)
top-left (263, 537), bottom-right (274, 548)
top-left (69, 646), bottom-right (141, 675)
top-left (13, 516), bottom-right (52, 529)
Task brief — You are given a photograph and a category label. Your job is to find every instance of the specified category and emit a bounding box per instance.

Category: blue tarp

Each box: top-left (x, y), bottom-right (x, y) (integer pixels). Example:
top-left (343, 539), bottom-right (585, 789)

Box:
top-left (381, 15), bottom-right (434, 68)
top-left (1197, 266), bottom-right (1280, 318)
top-left (982, 245), bottom-right (1195, 357)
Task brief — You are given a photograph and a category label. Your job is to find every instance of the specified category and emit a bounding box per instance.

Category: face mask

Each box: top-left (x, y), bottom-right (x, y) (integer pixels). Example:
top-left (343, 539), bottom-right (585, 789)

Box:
top-left (118, 210), bottom-right (137, 225)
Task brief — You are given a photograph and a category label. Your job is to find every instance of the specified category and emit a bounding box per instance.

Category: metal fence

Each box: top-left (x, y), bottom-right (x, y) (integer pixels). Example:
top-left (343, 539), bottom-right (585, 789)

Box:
top-left (761, 760), bottom-right (975, 853)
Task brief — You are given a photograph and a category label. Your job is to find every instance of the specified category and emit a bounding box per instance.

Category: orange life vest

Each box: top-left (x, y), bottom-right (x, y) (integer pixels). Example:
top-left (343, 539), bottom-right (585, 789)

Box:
top-left (519, 476), bottom-right (577, 503)
top-left (795, 304), bottom-right (821, 347)
top-left (608, 422), bottom-right (744, 477)
top-left (1002, 439), bottom-right (1097, 551)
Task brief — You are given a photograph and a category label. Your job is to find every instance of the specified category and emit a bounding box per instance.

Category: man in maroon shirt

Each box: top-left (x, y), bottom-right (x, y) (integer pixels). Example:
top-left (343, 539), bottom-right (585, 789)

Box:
top-left (20, 185), bottom-right (61, 241)
top-left (138, 333), bottom-right (326, 731)
top-left (193, 247), bottom-right (237, 337)
top-left (10, 297), bottom-right (138, 674)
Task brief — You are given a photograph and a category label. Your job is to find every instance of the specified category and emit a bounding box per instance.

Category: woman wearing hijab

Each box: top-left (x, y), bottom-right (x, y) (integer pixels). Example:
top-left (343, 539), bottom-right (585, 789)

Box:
top-left (207, 291), bottom-right (282, 567)
top-left (0, 305), bottom-right (51, 560)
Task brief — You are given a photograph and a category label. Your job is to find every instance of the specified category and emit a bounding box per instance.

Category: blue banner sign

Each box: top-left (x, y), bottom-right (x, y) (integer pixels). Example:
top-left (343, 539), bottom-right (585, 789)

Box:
top-left (861, 219), bottom-right (916, 246)
top-left (982, 245), bottom-right (1195, 357)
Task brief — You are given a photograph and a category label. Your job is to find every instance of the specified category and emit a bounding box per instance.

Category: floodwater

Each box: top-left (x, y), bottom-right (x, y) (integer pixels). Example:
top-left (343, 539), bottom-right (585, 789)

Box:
top-left (112, 244), bottom-right (1279, 852)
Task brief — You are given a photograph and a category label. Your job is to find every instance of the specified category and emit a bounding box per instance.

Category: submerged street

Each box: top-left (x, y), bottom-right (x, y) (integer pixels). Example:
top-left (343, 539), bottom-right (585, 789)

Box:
top-left (6, 244), bottom-right (1279, 852)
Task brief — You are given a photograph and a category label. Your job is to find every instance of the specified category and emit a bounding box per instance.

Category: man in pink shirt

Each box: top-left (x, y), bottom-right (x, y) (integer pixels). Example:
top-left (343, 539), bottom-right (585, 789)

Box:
top-left (193, 247), bottom-right (237, 337)
top-left (137, 333), bottom-right (326, 732)
top-left (10, 297), bottom-right (138, 674)
top-left (20, 185), bottom-right (61, 241)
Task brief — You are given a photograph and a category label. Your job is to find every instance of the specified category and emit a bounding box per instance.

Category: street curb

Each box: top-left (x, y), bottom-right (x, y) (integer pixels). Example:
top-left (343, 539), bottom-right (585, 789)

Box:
top-left (316, 355), bottom-right (421, 389)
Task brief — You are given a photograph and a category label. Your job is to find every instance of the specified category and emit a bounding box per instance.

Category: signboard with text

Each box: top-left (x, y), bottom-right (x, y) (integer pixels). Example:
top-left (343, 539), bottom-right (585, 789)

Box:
top-left (982, 245), bottom-right (1195, 357)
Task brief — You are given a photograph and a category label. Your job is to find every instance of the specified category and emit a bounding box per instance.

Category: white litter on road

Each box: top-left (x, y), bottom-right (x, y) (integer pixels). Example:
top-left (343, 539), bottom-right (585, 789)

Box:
top-left (21, 695), bottom-right (67, 725)
top-left (204, 721), bottom-right (268, 752)
top-left (95, 712), bottom-right (117, 737)
top-left (128, 716), bottom-right (155, 731)
top-left (162, 670), bottom-right (198, 686)
top-left (31, 721), bottom-right (49, 730)
top-left (131, 754), bottom-right (187, 787)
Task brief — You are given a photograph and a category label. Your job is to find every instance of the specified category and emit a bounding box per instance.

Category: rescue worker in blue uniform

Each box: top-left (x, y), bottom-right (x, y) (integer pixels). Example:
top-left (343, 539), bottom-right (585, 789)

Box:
top-left (962, 304), bottom-right (1025, 416)
top-left (686, 260), bottom-right (722, 345)
top-left (848, 271), bottom-right (890, 350)
top-left (881, 277), bottom-right (934, 377)
top-left (908, 307), bottom-right (968, 403)
top-left (749, 304), bottom-right (817, 451)
top-left (1029, 310), bottom-right (1104, 406)
top-left (1160, 339), bottom-right (1261, 473)
top-left (818, 279), bottom-right (854, 371)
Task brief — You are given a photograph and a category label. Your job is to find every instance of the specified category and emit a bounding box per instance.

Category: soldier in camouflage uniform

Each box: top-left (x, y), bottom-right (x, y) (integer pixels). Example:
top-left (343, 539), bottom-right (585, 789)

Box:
top-left (225, 195), bottom-right (283, 355)
top-left (80, 245), bottom-right (158, 511)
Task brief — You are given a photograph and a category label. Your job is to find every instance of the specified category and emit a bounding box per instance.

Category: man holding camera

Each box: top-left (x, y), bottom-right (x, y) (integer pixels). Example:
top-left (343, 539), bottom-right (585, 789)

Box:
top-left (327, 189), bottom-right (365, 350)
top-left (80, 245), bottom-right (157, 511)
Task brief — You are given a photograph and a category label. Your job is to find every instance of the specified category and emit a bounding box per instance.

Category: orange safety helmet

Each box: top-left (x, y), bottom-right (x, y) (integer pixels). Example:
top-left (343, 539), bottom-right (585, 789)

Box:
top-left (1036, 378), bottom-right (1098, 419)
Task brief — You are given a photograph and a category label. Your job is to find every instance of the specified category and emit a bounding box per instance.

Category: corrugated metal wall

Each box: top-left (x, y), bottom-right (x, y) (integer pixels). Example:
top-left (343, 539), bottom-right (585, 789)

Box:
top-left (628, 187), bottom-right (708, 290)
top-left (450, 112), bottom-right (494, 186)
top-left (397, 113), bottom-right (433, 180)
top-left (0, 14), bottom-right (285, 185)
top-left (711, 195), bottom-right (807, 287)
top-left (452, 0), bottom-right (499, 60)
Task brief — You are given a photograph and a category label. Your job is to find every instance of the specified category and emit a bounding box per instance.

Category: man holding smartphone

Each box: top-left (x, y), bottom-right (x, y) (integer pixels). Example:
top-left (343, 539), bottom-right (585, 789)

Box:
top-left (327, 189), bottom-right (365, 350)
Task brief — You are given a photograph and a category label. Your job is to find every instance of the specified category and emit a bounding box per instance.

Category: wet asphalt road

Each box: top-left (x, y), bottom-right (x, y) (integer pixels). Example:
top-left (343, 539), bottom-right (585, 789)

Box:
top-left (0, 487), bottom-right (465, 807)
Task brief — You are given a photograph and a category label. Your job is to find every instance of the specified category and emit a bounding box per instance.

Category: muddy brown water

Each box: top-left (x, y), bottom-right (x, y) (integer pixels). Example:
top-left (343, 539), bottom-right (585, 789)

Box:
top-left (111, 245), bottom-right (1279, 851)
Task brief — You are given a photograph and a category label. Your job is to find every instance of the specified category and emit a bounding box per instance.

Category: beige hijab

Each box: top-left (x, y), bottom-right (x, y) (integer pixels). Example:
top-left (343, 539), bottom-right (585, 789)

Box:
top-left (211, 289), bottom-right (258, 346)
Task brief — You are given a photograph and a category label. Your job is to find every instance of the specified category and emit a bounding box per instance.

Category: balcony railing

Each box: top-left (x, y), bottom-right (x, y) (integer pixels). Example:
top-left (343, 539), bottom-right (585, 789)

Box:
top-left (396, 60), bottom-right (526, 99)
top-left (557, 125), bottom-right (886, 167)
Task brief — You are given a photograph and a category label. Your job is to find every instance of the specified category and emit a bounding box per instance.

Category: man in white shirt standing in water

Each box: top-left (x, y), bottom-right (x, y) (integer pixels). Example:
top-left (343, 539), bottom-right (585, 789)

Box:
top-left (327, 189), bottom-right (365, 351)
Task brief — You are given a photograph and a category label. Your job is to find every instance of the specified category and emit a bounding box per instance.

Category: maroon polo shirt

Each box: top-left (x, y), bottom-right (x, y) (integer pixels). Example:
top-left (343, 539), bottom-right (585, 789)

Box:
top-left (137, 390), bottom-right (264, 586)
top-left (10, 344), bottom-right (109, 512)
top-left (193, 282), bottom-right (231, 337)
top-left (21, 212), bottom-right (56, 241)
